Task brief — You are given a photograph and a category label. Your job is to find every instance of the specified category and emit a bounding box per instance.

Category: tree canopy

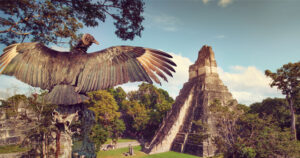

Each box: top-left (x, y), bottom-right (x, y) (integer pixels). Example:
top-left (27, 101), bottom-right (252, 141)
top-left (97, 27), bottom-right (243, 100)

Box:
top-left (265, 61), bottom-right (300, 140)
top-left (209, 99), bottom-right (300, 158)
top-left (0, 0), bottom-right (145, 46)
top-left (85, 90), bottom-right (125, 151)
top-left (124, 83), bottom-right (174, 139)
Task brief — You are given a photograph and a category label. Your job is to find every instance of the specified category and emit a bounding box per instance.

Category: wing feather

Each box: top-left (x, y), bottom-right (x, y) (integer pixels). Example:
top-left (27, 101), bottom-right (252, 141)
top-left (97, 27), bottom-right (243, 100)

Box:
top-left (142, 53), bottom-right (173, 77)
top-left (0, 43), bottom-right (83, 90)
top-left (142, 57), bottom-right (167, 82)
top-left (137, 57), bottom-right (161, 84)
top-left (148, 52), bottom-right (176, 66)
top-left (1, 44), bottom-right (176, 94)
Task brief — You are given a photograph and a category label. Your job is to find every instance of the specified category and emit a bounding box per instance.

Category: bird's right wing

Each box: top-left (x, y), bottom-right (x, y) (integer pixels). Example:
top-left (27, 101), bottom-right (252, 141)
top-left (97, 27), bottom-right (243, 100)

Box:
top-left (0, 43), bottom-right (81, 90)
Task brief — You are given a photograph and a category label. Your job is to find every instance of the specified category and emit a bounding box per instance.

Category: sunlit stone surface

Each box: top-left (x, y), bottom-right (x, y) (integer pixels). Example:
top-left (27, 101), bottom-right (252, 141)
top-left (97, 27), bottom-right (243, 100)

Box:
top-left (145, 45), bottom-right (238, 157)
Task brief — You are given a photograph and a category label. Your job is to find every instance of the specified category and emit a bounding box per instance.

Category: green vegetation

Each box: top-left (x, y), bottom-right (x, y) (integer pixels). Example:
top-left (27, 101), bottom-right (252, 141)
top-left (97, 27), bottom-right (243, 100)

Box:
top-left (0, 144), bottom-right (29, 154)
top-left (104, 138), bottom-right (136, 144)
top-left (145, 151), bottom-right (200, 158)
top-left (265, 61), bottom-right (300, 140)
top-left (85, 90), bottom-right (126, 152)
top-left (83, 83), bottom-right (174, 152)
top-left (209, 99), bottom-right (300, 158)
top-left (1, 62), bottom-right (300, 158)
top-left (97, 146), bottom-right (200, 158)
top-left (98, 146), bottom-right (144, 158)
top-left (0, 0), bottom-right (145, 46)
top-left (120, 83), bottom-right (174, 140)
top-left (1, 94), bottom-right (27, 118)
top-left (0, 92), bottom-right (58, 157)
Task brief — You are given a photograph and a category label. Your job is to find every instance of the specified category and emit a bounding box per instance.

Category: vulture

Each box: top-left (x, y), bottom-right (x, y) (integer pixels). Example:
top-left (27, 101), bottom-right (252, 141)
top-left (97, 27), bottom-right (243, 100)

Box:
top-left (0, 34), bottom-right (176, 105)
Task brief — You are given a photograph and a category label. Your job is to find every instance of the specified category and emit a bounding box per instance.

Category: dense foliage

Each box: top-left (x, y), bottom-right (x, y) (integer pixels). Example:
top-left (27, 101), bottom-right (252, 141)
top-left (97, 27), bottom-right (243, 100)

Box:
top-left (209, 99), bottom-right (300, 158)
top-left (85, 90), bottom-right (125, 152)
top-left (0, 0), bottom-right (145, 46)
top-left (83, 83), bottom-right (174, 150)
top-left (121, 83), bottom-right (174, 140)
top-left (0, 92), bottom-right (58, 157)
top-left (265, 61), bottom-right (300, 140)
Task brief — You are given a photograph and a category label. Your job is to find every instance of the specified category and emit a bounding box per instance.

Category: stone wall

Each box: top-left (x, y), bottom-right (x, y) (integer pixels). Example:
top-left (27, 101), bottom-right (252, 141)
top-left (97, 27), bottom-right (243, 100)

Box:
top-left (0, 101), bottom-right (37, 146)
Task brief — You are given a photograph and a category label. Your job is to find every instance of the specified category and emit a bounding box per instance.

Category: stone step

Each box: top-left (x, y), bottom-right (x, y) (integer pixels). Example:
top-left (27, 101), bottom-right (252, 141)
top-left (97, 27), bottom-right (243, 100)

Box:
top-left (0, 136), bottom-right (21, 145)
top-left (0, 129), bottom-right (16, 139)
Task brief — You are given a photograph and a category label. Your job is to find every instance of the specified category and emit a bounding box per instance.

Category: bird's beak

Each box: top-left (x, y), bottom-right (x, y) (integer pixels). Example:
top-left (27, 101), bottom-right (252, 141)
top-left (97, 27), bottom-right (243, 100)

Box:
top-left (93, 40), bottom-right (99, 45)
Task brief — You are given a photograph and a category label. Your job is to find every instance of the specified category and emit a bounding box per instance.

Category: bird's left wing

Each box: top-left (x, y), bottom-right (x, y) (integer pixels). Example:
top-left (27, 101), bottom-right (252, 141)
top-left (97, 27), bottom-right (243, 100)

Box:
top-left (76, 46), bottom-right (176, 93)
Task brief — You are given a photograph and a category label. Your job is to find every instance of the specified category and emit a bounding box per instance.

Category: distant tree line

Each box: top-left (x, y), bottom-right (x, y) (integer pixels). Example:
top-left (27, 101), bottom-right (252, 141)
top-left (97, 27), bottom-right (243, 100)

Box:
top-left (208, 98), bottom-right (300, 158)
top-left (204, 61), bottom-right (300, 158)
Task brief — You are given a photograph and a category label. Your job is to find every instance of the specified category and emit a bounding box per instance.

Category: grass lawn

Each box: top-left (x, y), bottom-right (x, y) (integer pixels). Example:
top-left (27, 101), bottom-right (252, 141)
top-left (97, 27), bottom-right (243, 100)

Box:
top-left (97, 146), bottom-right (200, 158)
top-left (0, 144), bottom-right (29, 154)
top-left (104, 138), bottom-right (136, 144)
top-left (73, 138), bottom-right (137, 151)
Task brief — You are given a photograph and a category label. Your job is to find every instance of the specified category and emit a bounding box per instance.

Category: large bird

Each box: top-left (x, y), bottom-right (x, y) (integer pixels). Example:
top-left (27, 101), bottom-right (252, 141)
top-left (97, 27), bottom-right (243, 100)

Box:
top-left (0, 34), bottom-right (176, 105)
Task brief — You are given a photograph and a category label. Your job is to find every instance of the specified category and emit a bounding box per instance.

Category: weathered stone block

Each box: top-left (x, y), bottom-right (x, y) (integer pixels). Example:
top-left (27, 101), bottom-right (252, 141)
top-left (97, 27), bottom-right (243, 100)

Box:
top-left (145, 45), bottom-right (238, 157)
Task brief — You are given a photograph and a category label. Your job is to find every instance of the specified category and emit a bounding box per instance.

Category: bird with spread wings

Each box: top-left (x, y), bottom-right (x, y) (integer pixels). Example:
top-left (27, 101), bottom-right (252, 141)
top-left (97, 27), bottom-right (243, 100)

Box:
top-left (0, 34), bottom-right (176, 105)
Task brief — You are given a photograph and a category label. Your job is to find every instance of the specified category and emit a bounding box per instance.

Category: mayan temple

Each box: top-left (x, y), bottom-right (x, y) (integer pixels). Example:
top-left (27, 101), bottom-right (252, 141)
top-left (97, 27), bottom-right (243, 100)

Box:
top-left (144, 45), bottom-right (238, 157)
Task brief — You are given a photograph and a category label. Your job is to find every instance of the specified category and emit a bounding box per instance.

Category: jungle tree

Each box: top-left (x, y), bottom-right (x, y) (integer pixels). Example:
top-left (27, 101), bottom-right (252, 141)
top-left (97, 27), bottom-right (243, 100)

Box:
top-left (265, 61), bottom-right (300, 140)
top-left (0, 0), bottom-right (145, 46)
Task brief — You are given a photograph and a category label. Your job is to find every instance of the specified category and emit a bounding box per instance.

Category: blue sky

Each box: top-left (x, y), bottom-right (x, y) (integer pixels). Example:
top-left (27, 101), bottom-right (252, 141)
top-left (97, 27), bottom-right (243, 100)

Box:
top-left (1, 0), bottom-right (300, 105)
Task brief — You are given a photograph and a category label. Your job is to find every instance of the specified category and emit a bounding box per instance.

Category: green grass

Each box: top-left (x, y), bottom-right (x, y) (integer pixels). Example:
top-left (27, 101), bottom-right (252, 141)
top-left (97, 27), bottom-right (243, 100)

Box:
top-left (98, 145), bottom-right (144, 158)
top-left (0, 144), bottom-right (29, 154)
top-left (73, 138), bottom-right (136, 152)
top-left (104, 138), bottom-right (136, 144)
top-left (97, 146), bottom-right (200, 158)
top-left (72, 140), bottom-right (82, 151)
top-left (145, 151), bottom-right (200, 158)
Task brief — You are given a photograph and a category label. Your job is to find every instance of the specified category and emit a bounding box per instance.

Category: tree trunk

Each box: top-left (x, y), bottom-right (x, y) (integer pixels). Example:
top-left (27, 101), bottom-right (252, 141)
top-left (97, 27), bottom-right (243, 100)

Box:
top-left (42, 133), bottom-right (46, 158)
top-left (45, 134), bottom-right (48, 158)
top-left (287, 96), bottom-right (297, 140)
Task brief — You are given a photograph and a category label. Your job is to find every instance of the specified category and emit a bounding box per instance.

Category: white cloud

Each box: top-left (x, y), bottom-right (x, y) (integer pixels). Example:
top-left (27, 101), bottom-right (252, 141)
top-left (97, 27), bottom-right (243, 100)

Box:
top-left (118, 82), bottom-right (140, 93)
top-left (216, 35), bottom-right (225, 39)
top-left (117, 53), bottom-right (193, 99)
top-left (156, 55), bottom-right (282, 105)
top-left (50, 45), bottom-right (70, 52)
top-left (144, 13), bottom-right (181, 32)
top-left (218, 66), bottom-right (283, 105)
top-left (0, 75), bottom-right (40, 99)
top-left (218, 0), bottom-right (233, 7)
top-left (200, 0), bottom-right (234, 7)
top-left (159, 53), bottom-right (193, 99)
top-left (202, 0), bottom-right (212, 4)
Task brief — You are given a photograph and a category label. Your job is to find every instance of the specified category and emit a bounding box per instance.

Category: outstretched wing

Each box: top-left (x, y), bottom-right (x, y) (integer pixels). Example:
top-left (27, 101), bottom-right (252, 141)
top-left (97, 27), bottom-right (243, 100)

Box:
top-left (76, 46), bottom-right (176, 93)
top-left (0, 43), bottom-right (83, 90)
top-left (0, 44), bottom-right (176, 93)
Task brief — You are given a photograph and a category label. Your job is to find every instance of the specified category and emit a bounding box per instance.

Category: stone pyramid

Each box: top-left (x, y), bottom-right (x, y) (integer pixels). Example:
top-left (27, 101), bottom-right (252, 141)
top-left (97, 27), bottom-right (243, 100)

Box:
top-left (144, 45), bottom-right (238, 157)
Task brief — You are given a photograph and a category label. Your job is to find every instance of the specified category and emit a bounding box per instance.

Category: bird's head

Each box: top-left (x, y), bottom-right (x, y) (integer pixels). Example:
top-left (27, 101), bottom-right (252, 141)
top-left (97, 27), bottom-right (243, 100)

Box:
top-left (82, 33), bottom-right (99, 46)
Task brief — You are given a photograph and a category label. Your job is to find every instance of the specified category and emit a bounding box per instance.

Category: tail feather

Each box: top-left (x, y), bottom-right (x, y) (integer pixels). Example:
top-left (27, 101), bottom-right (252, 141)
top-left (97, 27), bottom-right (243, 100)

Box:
top-left (45, 85), bottom-right (89, 105)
